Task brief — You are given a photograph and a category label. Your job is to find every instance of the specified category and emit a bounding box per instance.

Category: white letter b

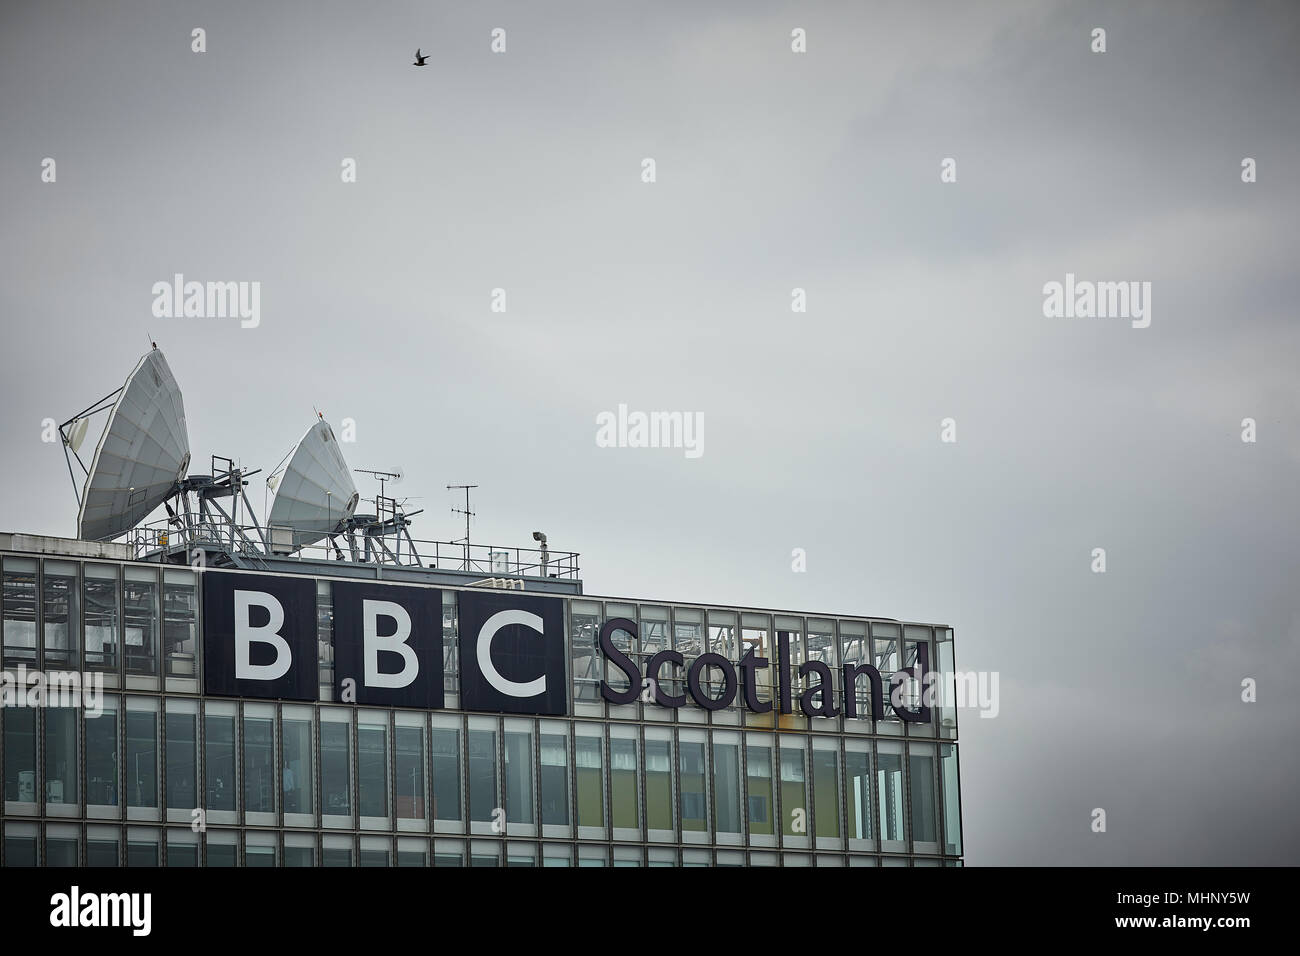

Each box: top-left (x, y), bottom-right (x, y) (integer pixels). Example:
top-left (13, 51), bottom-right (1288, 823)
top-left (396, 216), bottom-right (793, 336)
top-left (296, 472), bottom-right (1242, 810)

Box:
top-left (363, 599), bottom-right (418, 688)
top-left (234, 590), bottom-right (291, 681)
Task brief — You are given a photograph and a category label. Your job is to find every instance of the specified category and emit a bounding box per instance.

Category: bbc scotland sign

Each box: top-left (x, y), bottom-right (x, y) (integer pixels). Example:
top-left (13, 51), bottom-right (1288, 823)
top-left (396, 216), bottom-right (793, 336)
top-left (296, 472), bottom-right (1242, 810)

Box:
top-left (201, 570), bottom-right (930, 721)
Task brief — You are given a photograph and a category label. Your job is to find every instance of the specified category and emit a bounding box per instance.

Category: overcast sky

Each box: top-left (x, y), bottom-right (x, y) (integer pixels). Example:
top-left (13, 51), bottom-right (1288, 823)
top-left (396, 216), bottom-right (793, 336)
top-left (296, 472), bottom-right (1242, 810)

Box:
top-left (2, 0), bottom-right (1298, 865)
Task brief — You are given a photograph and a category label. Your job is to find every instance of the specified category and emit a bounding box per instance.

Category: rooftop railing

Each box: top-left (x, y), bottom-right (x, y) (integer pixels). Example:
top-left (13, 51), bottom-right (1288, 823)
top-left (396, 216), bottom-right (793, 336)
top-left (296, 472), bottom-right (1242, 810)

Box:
top-left (125, 518), bottom-right (580, 580)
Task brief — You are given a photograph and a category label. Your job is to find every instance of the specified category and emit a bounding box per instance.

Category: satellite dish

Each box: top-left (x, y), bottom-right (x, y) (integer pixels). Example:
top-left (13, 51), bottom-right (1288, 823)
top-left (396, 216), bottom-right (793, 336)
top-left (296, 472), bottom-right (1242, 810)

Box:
top-left (66, 417), bottom-right (89, 453)
top-left (77, 348), bottom-right (190, 541)
top-left (266, 419), bottom-right (359, 548)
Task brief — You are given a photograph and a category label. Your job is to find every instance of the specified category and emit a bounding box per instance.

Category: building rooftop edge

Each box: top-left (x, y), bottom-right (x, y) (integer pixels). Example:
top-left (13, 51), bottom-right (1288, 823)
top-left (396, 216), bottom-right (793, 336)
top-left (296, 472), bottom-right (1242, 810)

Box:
top-left (0, 530), bottom-right (953, 631)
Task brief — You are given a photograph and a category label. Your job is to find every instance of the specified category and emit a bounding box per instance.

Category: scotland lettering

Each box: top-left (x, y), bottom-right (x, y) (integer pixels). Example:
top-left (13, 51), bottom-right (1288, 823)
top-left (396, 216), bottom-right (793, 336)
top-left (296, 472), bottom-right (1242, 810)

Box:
top-left (599, 618), bottom-right (932, 722)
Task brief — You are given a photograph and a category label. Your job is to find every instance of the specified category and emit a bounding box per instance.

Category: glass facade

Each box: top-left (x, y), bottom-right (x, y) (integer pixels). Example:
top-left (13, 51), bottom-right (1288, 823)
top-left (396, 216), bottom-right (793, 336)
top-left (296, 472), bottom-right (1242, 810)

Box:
top-left (0, 549), bottom-right (961, 867)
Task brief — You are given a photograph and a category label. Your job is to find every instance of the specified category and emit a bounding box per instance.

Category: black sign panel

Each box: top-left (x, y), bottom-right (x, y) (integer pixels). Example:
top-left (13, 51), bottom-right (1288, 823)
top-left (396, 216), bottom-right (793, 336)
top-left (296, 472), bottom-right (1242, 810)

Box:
top-left (457, 591), bottom-right (566, 715)
top-left (203, 571), bottom-right (317, 701)
top-left (332, 581), bottom-right (443, 708)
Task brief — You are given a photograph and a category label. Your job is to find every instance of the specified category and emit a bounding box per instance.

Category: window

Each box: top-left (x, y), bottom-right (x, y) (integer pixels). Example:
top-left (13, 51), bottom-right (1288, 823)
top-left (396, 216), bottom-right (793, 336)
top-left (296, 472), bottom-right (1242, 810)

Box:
top-left (3, 557), bottom-right (38, 665)
top-left (317, 581), bottom-right (333, 686)
top-left (165, 701), bottom-right (198, 814)
top-left (806, 620), bottom-right (838, 679)
top-left (42, 560), bottom-right (79, 669)
top-left (243, 704), bottom-right (277, 816)
top-left (162, 570), bottom-right (196, 677)
top-left (433, 839), bottom-right (464, 866)
top-left (873, 623), bottom-right (901, 726)
top-left (127, 828), bottom-right (160, 866)
top-left (707, 611), bottom-right (739, 713)
top-left (543, 845), bottom-right (573, 867)
top-left (206, 830), bottom-right (238, 867)
top-left (47, 823), bottom-right (80, 865)
top-left (470, 841), bottom-right (500, 866)
top-left (776, 616), bottom-right (806, 711)
top-left (578, 845), bottom-right (608, 867)
top-left (431, 720), bottom-right (461, 823)
top-left (673, 609), bottom-right (705, 721)
top-left (123, 567), bottom-right (158, 676)
top-left (644, 728), bottom-right (674, 834)
top-left (359, 837), bottom-right (390, 867)
top-left (86, 825), bottom-right (120, 866)
top-left (358, 714), bottom-right (389, 820)
top-left (204, 703), bottom-right (237, 813)
top-left (610, 728), bottom-right (640, 833)
top-left (395, 719), bottom-right (425, 821)
top-left (245, 832), bottom-right (278, 867)
top-left (4, 706), bottom-right (37, 803)
top-left (937, 628), bottom-right (957, 738)
top-left (639, 607), bottom-right (670, 712)
top-left (539, 726), bottom-right (569, 828)
top-left (504, 722), bottom-right (535, 828)
top-left (840, 621), bottom-right (870, 721)
top-left (87, 696), bottom-right (119, 809)
top-left (741, 614), bottom-right (772, 718)
top-left (321, 711), bottom-right (353, 818)
top-left (575, 725), bottom-right (605, 830)
top-left (877, 746), bottom-right (906, 843)
top-left (941, 744), bottom-right (962, 855)
top-left (84, 564), bottom-right (119, 673)
top-left (284, 833), bottom-right (316, 867)
top-left (167, 829), bottom-right (199, 866)
top-left (678, 731), bottom-right (708, 833)
top-left (746, 737), bottom-right (775, 837)
top-left (125, 697), bottom-right (159, 810)
top-left (845, 744), bottom-right (872, 841)
top-left (603, 613), bottom-right (637, 710)
top-left (46, 708), bottom-right (80, 806)
top-left (441, 592), bottom-right (458, 694)
top-left (507, 843), bottom-right (537, 867)
top-left (712, 733), bottom-right (742, 836)
top-left (321, 835), bottom-right (352, 867)
top-left (613, 846), bottom-right (642, 867)
top-left (812, 740), bottom-right (841, 840)
top-left (780, 738), bottom-right (808, 839)
top-left (4, 823), bottom-right (37, 866)
top-left (283, 707), bottom-right (314, 819)
top-left (397, 837), bottom-right (428, 867)
top-left (467, 721), bottom-right (497, 825)
top-left (910, 745), bottom-right (938, 844)
top-left (903, 626), bottom-right (934, 727)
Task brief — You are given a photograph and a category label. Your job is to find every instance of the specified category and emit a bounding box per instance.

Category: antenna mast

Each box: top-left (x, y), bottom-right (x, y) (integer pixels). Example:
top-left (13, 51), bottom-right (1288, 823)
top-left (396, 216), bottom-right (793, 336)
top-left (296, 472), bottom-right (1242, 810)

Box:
top-left (355, 468), bottom-right (401, 502)
top-left (447, 484), bottom-right (477, 570)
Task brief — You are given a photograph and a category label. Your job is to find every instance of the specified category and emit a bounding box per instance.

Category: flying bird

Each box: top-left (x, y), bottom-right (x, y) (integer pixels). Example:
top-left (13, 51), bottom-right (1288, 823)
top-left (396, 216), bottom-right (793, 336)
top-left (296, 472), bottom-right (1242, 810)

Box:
top-left (413, 48), bottom-right (429, 66)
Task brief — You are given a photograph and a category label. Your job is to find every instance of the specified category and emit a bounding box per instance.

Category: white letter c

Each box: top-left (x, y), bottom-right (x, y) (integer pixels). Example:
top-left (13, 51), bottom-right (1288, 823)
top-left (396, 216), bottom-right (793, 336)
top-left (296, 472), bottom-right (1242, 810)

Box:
top-left (477, 609), bottom-right (547, 698)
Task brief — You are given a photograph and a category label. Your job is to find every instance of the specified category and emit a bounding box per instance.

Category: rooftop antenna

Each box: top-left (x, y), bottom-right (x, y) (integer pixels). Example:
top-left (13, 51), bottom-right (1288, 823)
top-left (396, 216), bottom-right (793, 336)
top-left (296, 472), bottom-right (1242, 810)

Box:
top-left (353, 467), bottom-right (423, 567)
top-left (355, 468), bottom-right (402, 502)
top-left (447, 484), bottom-right (477, 570)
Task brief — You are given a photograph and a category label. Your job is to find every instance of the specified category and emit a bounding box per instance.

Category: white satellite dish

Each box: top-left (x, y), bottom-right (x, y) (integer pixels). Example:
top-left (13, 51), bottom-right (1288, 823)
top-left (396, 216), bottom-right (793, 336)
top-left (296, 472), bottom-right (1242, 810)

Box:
top-left (266, 418), bottom-right (359, 549)
top-left (76, 348), bottom-right (191, 541)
